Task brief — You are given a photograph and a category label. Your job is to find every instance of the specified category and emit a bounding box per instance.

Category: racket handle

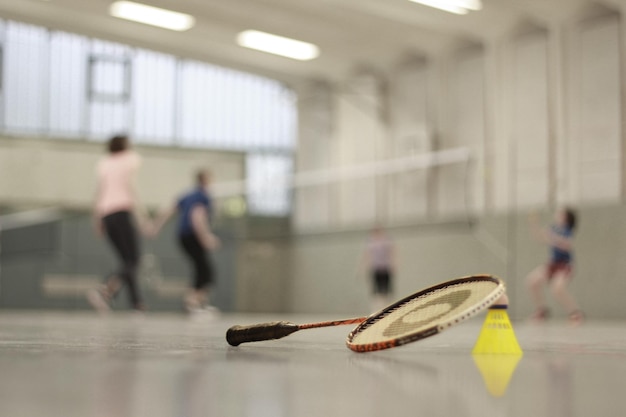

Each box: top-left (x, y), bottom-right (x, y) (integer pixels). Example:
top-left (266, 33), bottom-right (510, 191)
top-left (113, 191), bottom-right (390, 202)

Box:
top-left (226, 321), bottom-right (300, 346)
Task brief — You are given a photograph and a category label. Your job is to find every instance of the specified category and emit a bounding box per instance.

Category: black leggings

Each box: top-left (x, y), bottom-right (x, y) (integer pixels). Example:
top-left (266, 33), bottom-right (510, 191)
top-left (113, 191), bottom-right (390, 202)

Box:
top-left (372, 269), bottom-right (392, 295)
top-left (179, 234), bottom-right (213, 290)
top-left (103, 211), bottom-right (142, 308)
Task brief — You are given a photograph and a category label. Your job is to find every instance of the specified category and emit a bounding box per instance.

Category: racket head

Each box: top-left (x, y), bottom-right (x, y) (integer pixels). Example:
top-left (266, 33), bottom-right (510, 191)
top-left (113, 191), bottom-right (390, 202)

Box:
top-left (346, 275), bottom-right (505, 352)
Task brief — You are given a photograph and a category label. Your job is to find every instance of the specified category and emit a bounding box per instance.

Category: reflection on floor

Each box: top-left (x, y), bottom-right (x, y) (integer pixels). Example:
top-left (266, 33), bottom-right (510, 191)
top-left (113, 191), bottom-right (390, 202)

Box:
top-left (0, 311), bottom-right (624, 417)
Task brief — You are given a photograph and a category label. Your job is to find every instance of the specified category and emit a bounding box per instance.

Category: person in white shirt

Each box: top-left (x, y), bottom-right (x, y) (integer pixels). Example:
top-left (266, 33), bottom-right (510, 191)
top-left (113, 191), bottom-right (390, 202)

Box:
top-left (363, 226), bottom-right (395, 312)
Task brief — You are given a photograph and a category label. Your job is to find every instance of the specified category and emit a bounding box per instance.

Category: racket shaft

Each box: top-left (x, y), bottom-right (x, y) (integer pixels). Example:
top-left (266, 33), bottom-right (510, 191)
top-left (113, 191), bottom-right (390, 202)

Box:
top-left (226, 321), bottom-right (299, 346)
top-left (298, 317), bottom-right (366, 329)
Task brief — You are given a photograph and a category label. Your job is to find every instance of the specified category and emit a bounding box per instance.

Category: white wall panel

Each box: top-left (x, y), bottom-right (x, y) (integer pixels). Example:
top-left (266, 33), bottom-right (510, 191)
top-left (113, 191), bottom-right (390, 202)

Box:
top-left (293, 83), bottom-right (334, 230)
top-left (334, 74), bottom-right (384, 227)
top-left (512, 33), bottom-right (550, 208)
top-left (572, 16), bottom-right (621, 203)
top-left (388, 62), bottom-right (432, 222)
top-left (438, 50), bottom-right (485, 217)
top-left (0, 137), bottom-right (245, 210)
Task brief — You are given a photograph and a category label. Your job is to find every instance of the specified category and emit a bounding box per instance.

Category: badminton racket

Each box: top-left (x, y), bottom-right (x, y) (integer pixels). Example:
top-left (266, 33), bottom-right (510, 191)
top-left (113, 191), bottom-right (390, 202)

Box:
top-left (226, 274), bottom-right (505, 352)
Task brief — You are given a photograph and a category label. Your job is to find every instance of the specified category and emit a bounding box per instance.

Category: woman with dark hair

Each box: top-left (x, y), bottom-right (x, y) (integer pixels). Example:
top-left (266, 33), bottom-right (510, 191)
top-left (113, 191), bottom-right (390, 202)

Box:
top-left (526, 207), bottom-right (583, 325)
top-left (87, 134), bottom-right (148, 312)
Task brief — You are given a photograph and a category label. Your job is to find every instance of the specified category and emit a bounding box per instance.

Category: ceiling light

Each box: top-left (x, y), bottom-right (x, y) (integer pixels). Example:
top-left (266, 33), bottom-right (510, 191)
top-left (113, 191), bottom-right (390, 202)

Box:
top-left (408, 0), bottom-right (483, 14)
top-left (237, 30), bottom-right (319, 61)
top-left (109, 1), bottom-right (195, 31)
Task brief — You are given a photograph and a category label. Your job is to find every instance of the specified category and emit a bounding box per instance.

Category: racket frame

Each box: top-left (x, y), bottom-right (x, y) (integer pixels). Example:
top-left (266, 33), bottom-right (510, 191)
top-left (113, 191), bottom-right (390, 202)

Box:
top-left (346, 275), bottom-right (505, 352)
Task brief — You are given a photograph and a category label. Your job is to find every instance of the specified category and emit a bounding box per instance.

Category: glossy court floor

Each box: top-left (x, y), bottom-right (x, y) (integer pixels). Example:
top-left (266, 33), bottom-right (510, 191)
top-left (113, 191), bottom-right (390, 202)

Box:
top-left (0, 311), bottom-right (624, 417)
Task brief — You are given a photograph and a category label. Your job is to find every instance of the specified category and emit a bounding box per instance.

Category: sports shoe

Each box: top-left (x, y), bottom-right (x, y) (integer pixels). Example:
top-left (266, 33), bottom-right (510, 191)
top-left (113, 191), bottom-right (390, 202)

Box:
top-left (568, 310), bottom-right (584, 327)
top-left (86, 287), bottom-right (111, 313)
top-left (529, 307), bottom-right (549, 322)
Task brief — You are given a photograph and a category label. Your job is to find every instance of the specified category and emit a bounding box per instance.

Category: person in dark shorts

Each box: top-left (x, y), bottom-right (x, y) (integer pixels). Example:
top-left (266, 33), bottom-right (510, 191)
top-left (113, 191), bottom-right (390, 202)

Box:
top-left (363, 226), bottom-right (395, 312)
top-left (152, 169), bottom-right (220, 313)
top-left (87, 134), bottom-right (150, 312)
top-left (526, 208), bottom-right (583, 325)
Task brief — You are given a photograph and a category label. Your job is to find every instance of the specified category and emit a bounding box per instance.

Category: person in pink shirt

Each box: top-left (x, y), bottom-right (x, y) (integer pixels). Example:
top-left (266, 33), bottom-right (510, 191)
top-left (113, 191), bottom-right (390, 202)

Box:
top-left (87, 134), bottom-right (149, 312)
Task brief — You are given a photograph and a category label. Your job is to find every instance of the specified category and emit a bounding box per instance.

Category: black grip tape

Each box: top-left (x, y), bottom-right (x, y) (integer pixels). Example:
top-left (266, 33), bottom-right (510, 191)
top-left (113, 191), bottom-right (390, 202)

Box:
top-left (226, 321), bottom-right (299, 346)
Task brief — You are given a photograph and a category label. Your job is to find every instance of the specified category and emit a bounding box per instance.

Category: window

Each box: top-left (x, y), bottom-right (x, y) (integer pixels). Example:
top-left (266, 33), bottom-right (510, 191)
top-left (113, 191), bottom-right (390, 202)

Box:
top-left (0, 18), bottom-right (297, 216)
top-left (49, 31), bottom-right (87, 137)
top-left (132, 50), bottom-right (176, 145)
top-left (246, 153), bottom-right (293, 216)
top-left (3, 22), bottom-right (48, 134)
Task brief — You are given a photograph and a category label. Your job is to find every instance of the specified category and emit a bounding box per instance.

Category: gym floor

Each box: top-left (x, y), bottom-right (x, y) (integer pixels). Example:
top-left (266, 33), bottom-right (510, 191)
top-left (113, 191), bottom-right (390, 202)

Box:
top-left (0, 311), bottom-right (624, 417)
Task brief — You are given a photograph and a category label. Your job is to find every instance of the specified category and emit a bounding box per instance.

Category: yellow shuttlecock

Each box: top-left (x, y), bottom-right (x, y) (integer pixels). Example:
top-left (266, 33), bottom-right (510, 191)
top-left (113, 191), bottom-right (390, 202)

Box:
top-left (472, 306), bottom-right (523, 355)
top-left (472, 354), bottom-right (522, 397)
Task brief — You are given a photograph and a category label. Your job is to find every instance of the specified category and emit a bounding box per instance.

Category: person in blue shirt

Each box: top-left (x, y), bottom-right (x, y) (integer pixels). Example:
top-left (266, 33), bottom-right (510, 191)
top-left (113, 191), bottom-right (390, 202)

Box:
top-left (526, 208), bottom-right (583, 325)
top-left (152, 169), bottom-right (220, 313)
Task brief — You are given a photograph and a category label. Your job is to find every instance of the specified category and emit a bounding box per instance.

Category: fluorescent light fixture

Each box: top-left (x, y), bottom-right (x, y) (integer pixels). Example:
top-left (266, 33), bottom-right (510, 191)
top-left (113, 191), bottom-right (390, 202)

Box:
top-left (109, 1), bottom-right (195, 31)
top-left (237, 30), bottom-right (319, 61)
top-left (408, 0), bottom-right (483, 14)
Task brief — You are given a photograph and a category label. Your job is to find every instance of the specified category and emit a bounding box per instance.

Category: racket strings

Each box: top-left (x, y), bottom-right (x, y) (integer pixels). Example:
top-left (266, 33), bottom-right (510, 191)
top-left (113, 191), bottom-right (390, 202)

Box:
top-left (359, 284), bottom-right (468, 331)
